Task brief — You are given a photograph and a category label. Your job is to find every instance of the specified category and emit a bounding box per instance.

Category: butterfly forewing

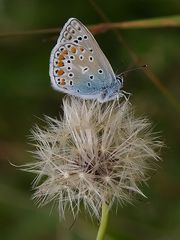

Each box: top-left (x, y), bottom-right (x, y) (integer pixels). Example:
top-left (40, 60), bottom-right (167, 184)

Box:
top-left (57, 18), bottom-right (115, 74)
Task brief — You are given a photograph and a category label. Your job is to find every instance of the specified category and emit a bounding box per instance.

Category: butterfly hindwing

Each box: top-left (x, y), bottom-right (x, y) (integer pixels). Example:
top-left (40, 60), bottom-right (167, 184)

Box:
top-left (50, 42), bottom-right (112, 97)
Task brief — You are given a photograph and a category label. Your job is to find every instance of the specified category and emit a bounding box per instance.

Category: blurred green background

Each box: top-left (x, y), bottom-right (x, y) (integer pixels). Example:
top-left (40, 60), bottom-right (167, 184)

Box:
top-left (0, 0), bottom-right (180, 239)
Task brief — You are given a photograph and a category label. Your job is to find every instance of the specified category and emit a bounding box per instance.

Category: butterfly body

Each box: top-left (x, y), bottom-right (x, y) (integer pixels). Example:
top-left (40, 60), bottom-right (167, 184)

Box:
top-left (49, 18), bottom-right (124, 102)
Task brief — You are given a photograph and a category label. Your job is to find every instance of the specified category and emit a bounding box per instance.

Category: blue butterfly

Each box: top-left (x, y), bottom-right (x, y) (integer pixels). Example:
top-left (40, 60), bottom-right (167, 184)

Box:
top-left (49, 18), bottom-right (125, 102)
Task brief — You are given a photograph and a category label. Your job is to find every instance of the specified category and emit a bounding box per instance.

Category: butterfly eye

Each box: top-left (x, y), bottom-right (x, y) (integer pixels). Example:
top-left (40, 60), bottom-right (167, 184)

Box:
top-left (117, 76), bottom-right (123, 85)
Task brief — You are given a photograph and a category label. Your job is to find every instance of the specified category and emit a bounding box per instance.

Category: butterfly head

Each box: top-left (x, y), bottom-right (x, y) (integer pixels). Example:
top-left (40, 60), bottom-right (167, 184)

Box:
top-left (98, 76), bottom-right (123, 102)
top-left (116, 75), bottom-right (124, 87)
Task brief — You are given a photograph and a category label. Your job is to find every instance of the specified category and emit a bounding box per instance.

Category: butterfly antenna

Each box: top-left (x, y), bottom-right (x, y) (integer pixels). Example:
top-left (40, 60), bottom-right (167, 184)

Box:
top-left (119, 64), bottom-right (148, 77)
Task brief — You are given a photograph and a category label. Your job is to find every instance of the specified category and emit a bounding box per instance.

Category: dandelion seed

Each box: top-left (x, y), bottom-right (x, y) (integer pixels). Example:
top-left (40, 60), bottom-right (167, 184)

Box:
top-left (24, 97), bottom-right (162, 219)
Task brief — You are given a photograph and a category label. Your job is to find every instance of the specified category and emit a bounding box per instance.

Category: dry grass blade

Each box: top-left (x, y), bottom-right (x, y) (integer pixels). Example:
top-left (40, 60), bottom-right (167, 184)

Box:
top-left (89, 15), bottom-right (180, 34)
top-left (145, 69), bottom-right (180, 112)
top-left (0, 15), bottom-right (180, 38)
top-left (0, 28), bottom-right (59, 38)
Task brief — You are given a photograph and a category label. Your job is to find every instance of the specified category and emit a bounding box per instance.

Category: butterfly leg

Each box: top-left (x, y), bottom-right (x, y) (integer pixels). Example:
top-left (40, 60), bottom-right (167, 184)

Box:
top-left (121, 90), bottom-right (132, 101)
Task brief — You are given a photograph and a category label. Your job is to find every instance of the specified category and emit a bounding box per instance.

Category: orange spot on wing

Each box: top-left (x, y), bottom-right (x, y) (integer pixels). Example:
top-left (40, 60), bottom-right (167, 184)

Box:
top-left (58, 61), bottom-right (64, 67)
top-left (62, 49), bottom-right (68, 55)
top-left (71, 47), bottom-right (76, 53)
top-left (60, 79), bottom-right (66, 85)
top-left (59, 54), bottom-right (65, 60)
top-left (57, 69), bottom-right (64, 76)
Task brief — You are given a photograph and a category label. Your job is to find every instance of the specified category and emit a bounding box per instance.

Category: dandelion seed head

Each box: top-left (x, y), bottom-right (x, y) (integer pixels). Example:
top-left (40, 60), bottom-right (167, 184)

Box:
top-left (63, 172), bottom-right (69, 179)
top-left (25, 97), bottom-right (162, 219)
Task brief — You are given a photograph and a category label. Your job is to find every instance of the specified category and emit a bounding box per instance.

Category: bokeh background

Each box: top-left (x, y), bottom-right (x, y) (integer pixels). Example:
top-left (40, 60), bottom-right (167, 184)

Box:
top-left (0, 0), bottom-right (180, 239)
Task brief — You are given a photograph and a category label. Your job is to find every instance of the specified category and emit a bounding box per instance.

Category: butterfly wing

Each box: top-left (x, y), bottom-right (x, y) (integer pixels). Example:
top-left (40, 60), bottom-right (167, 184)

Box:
top-left (49, 18), bottom-right (116, 98)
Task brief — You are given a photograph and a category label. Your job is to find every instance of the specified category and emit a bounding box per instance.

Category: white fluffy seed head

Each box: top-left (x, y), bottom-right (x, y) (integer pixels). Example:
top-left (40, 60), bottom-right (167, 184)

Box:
top-left (25, 97), bottom-right (162, 219)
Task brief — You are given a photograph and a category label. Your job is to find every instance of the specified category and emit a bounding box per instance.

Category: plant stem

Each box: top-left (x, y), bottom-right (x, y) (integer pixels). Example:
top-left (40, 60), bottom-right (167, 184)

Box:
top-left (96, 203), bottom-right (109, 240)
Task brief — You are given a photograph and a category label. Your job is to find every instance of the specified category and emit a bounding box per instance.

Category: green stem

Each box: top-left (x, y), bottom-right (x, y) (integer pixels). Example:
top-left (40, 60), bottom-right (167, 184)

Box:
top-left (96, 203), bottom-right (109, 240)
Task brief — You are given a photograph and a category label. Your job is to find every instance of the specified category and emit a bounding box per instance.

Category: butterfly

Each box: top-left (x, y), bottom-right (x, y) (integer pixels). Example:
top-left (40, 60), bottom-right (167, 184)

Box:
top-left (49, 18), bottom-right (125, 102)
